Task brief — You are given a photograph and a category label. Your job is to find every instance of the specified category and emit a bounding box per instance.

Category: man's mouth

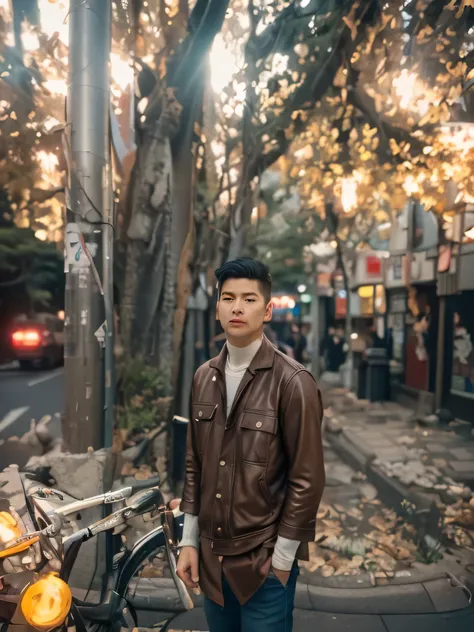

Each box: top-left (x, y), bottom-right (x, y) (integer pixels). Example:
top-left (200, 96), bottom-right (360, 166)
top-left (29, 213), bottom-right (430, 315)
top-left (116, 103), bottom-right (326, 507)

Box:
top-left (230, 319), bottom-right (245, 324)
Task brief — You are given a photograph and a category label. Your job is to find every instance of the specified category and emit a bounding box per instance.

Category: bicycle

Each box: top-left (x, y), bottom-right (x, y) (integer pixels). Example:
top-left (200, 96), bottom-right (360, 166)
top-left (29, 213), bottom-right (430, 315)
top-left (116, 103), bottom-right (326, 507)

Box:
top-left (0, 467), bottom-right (191, 632)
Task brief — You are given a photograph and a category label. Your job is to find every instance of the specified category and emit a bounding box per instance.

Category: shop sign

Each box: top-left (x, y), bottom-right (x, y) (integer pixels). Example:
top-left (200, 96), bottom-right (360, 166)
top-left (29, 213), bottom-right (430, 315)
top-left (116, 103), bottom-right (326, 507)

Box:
top-left (389, 292), bottom-right (407, 314)
top-left (392, 256), bottom-right (403, 281)
top-left (366, 256), bottom-right (381, 276)
top-left (317, 271), bottom-right (332, 294)
top-left (335, 293), bottom-right (347, 318)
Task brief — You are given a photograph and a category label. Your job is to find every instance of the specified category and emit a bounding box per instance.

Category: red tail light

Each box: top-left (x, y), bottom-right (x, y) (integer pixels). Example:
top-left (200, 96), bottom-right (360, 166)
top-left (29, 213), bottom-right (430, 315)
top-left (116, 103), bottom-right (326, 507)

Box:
top-left (11, 329), bottom-right (42, 348)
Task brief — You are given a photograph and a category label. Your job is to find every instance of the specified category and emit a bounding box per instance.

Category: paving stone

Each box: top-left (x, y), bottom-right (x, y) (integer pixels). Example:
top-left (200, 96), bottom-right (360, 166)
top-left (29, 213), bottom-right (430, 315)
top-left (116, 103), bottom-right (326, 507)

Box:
top-left (364, 438), bottom-right (396, 448)
top-left (447, 461), bottom-right (474, 473)
top-left (349, 428), bottom-right (373, 436)
top-left (325, 462), bottom-right (355, 485)
top-left (323, 450), bottom-right (339, 463)
top-left (426, 443), bottom-right (448, 453)
top-left (372, 447), bottom-right (409, 462)
top-left (343, 430), bottom-right (376, 460)
top-left (449, 447), bottom-right (474, 460)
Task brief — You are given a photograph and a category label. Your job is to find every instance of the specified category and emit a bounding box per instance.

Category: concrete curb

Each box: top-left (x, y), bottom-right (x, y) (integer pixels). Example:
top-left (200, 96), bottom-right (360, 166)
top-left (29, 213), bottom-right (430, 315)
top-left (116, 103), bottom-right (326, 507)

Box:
top-left (124, 567), bottom-right (474, 615)
top-left (326, 428), bottom-right (443, 539)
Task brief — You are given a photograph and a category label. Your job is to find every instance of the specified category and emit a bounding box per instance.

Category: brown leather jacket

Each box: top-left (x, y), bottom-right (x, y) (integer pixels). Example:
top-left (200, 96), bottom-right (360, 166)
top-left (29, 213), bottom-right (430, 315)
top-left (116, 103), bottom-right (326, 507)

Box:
top-left (181, 336), bottom-right (325, 605)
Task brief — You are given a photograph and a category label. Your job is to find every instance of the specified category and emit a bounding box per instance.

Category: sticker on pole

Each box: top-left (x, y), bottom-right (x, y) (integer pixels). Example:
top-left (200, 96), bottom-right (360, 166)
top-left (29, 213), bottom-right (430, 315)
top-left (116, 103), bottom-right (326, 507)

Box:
top-left (94, 321), bottom-right (107, 348)
top-left (65, 223), bottom-right (98, 269)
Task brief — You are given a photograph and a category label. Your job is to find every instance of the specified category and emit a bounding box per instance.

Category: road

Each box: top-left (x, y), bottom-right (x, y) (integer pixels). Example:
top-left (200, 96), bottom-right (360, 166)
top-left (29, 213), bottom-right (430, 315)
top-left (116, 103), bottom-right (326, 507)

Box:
top-left (0, 363), bottom-right (64, 439)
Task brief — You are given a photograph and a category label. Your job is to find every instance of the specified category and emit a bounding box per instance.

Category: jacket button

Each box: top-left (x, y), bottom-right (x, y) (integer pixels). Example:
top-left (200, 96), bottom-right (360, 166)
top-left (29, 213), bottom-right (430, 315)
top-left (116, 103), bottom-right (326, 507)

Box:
top-left (256, 421), bottom-right (263, 428)
top-left (216, 493), bottom-right (222, 499)
top-left (198, 411), bottom-right (203, 417)
top-left (217, 527), bottom-right (222, 533)
top-left (220, 460), bottom-right (226, 466)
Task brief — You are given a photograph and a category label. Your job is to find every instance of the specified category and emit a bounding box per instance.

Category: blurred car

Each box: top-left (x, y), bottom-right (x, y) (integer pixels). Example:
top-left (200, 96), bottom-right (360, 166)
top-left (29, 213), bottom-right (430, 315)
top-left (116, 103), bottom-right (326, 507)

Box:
top-left (10, 313), bottom-right (64, 370)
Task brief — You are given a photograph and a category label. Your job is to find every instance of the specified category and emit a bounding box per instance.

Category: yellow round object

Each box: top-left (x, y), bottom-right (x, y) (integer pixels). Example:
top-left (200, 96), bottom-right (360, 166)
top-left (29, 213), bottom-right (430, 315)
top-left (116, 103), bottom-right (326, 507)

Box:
top-left (21, 573), bottom-right (72, 631)
top-left (0, 511), bottom-right (21, 545)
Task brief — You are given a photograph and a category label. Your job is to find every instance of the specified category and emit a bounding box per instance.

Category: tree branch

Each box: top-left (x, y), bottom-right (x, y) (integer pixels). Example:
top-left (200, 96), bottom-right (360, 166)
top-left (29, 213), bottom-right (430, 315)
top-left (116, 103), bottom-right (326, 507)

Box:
top-left (28, 187), bottom-right (65, 204)
top-left (171, 0), bottom-right (231, 94)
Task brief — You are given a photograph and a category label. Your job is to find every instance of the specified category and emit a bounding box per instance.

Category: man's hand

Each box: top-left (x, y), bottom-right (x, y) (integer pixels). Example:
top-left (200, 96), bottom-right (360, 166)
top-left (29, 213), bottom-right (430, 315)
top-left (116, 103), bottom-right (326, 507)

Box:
top-left (271, 567), bottom-right (291, 587)
top-left (260, 557), bottom-right (291, 586)
top-left (176, 546), bottom-right (199, 590)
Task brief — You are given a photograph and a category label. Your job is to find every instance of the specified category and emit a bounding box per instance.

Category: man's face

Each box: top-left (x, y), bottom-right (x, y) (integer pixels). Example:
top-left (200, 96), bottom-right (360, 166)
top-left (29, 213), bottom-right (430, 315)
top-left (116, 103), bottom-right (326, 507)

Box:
top-left (216, 278), bottom-right (272, 347)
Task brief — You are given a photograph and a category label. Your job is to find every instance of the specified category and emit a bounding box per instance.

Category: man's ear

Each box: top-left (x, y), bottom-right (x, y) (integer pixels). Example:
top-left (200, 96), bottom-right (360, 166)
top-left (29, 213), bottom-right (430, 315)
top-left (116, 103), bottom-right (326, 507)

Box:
top-left (264, 300), bottom-right (273, 323)
top-left (216, 302), bottom-right (220, 321)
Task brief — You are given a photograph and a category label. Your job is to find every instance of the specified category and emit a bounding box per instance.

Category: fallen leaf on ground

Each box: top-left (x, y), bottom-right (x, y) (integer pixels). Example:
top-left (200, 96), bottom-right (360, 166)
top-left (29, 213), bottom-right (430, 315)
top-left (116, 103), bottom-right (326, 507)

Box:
top-left (349, 555), bottom-right (365, 568)
top-left (346, 507), bottom-right (364, 520)
top-left (368, 516), bottom-right (390, 532)
top-left (308, 556), bottom-right (326, 572)
top-left (321, 565), bottom-right (335, 577)
top-left (396, 547), bottom-right (413, 560)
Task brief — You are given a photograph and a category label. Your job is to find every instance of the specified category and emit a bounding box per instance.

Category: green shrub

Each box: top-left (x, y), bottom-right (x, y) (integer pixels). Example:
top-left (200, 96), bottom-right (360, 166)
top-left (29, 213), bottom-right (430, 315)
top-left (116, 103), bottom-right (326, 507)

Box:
top-left (116, 357), bottom-right (172, 431)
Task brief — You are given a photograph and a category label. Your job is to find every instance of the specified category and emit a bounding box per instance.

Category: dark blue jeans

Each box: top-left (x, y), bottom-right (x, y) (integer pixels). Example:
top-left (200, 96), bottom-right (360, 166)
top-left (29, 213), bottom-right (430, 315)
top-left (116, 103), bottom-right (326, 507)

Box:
top-left (204, 564), bottom-right (299, 632)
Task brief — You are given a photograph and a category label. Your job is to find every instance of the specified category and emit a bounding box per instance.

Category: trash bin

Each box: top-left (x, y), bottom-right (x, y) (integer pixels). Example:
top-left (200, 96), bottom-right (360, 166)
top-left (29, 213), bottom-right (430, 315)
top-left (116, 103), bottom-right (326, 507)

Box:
top-left (357, 358), bottom-right (368, 400)
top-left (365, 348), bottom-right (389, 402)
top-left (172, 415), bottom-right (189, 488)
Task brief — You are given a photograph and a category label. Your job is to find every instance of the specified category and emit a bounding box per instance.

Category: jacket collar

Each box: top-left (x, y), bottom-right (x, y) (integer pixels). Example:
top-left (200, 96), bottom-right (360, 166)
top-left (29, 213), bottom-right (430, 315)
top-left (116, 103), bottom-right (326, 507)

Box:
top-left (209, 335), bottom-right (275, 375)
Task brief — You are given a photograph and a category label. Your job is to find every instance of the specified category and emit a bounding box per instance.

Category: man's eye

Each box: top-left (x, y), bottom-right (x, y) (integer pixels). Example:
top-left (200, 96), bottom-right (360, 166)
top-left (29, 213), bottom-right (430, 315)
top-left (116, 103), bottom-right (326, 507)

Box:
top-left (246, 299), bottom-right (255, 303)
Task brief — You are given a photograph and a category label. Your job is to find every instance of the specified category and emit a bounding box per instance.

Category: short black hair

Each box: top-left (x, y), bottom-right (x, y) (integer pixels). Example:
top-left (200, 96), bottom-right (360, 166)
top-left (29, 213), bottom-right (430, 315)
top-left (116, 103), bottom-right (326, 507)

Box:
top-left (215, 258), bottom-right (272, 303)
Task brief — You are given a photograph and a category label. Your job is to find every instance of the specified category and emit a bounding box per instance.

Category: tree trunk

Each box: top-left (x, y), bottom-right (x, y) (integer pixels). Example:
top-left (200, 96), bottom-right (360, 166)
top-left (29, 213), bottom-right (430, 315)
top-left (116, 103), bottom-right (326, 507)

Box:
top-left (118, 0), bottom-right (231, 430)
top-left (120, 106), bottom-right (177, 374)
top-left (228, 206), bottom-right (248, 260)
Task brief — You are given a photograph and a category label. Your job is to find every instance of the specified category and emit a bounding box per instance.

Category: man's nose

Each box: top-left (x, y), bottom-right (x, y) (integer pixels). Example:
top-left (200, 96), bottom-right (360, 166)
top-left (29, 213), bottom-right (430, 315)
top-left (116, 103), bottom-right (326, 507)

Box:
top-left (232, 301), bottom-right (244, 314)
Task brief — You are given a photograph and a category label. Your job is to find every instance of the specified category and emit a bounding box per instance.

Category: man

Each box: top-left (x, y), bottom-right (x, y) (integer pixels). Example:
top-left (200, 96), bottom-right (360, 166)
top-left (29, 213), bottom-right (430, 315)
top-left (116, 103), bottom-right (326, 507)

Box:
top-left (177, 258), bottom-right (325, 632)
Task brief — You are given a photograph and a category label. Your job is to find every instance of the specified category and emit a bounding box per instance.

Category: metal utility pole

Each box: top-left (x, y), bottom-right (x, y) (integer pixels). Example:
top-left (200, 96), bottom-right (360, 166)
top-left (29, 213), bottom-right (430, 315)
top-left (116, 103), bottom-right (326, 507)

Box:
top-left (63, 0), bottom-right (113, 453)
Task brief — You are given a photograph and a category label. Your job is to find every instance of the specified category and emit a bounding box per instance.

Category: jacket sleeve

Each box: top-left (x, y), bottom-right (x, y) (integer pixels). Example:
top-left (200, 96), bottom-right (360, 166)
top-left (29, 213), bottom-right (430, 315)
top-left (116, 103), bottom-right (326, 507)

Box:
top-left (277, 369), bottom-right (325, 541)
top-left (180, 382), bottom-right (201, 516)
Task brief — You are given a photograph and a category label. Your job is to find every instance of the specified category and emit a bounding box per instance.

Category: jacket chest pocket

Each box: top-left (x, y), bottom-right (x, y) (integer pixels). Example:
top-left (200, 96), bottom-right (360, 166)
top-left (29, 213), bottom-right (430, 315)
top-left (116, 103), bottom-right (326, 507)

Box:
top-left (192, 403), bottom-right (217, 455)
top-left (240, 411), bottom-right (277, 464)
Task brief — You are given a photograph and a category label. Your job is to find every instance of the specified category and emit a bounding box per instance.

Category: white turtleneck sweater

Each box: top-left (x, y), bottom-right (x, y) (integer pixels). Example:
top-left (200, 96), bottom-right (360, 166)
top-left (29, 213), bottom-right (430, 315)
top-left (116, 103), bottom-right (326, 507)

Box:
top-left (179, 337), bottom-right (300, 572)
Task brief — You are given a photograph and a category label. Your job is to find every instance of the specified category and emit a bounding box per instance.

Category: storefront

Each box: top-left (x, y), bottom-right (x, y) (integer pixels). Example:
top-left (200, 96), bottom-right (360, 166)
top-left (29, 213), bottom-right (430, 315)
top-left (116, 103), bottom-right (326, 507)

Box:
top-left (349, 252), bottom-right (387, 345)
top-left (450, 291), bottom-right (474, 398)
top-left (387, 288), bottom-right (407, 368)
top-left (406, 251), bottom-right (438, 390)
top-left (442, 245), bottom-right (474, 423)
top-left (384, 215), bottom-right (410, 383)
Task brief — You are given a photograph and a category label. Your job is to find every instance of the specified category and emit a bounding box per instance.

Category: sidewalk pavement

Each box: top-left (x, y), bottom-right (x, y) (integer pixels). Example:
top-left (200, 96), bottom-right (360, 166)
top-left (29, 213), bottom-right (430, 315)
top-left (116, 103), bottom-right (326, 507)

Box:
top-left (125, 401), bottom-right (474, 625)
top-left (322, 385), bottom-right (474, 557)
top-left (105, 383), bottom-right (474, 629)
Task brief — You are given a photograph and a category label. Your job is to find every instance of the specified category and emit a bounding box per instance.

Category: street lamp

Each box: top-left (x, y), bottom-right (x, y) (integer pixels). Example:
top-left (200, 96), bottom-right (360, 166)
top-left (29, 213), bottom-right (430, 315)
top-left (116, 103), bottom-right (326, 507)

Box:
top-left (297, 284), bottom-right (307, 293)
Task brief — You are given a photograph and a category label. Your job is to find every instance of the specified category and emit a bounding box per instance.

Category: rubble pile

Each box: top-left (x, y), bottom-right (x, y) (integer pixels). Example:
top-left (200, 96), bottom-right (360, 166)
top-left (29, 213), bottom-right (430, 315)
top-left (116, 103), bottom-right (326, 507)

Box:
top-left (0, 415), bottom-right (60, 470)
